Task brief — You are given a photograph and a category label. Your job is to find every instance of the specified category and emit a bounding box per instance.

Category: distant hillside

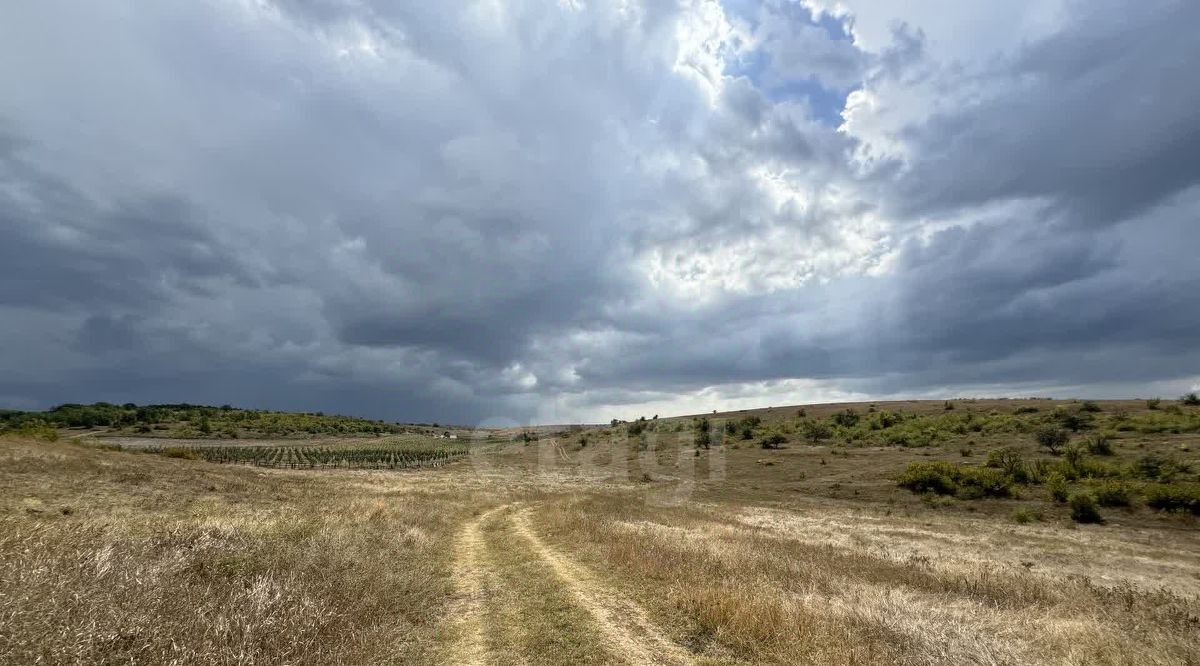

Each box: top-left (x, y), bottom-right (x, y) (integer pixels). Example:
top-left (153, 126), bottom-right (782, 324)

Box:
top-left (0, 402), bottom-right (407, 439)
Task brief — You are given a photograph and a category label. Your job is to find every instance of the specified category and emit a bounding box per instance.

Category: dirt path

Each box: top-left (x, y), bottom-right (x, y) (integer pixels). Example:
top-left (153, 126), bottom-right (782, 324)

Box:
top-left (509, 507), bottom-right (694, 666)
top-left (443, 502), bottom-right (693, 665)
top-left (446, 505), bottom-right (506, 665)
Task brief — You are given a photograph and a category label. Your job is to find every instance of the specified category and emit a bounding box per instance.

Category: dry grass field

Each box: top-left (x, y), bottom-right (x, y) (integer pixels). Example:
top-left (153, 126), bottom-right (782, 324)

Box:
top-left (3, 398), bottom-right (1199, 664)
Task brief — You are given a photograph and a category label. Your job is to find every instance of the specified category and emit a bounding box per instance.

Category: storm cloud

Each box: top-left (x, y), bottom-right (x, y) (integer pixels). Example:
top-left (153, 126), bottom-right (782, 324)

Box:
top-left (1, 0), bottom-right (1197, 424)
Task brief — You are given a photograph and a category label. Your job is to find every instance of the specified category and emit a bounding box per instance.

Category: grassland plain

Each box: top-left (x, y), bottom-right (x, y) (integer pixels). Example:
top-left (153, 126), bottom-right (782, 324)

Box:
top-left (2, 398), bottom-right (1199, 664)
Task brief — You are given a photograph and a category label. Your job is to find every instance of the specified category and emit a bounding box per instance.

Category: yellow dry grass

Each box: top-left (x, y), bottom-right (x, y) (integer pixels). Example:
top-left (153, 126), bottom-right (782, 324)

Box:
top-left (3, 399), bottom-right (1200, 666)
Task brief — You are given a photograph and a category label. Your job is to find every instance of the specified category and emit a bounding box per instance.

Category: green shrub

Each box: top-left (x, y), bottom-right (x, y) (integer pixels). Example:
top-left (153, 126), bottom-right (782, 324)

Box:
top-left (1182, 392), bottom-right (1200, 406)
top-left (1131, 455), bottom-right (1190, 481)
top-left (1012, 507), bottom-right (1043, 524)
top-left (1046, 473), bottom-right (1070, 502)
top-left (1069, 493), bottom-right (1104, 524)
top-left (1147, 398), bottom-right (1162, 410)
top-left (1083, 434), bottom-right (1114, 455)
top-left (1062, 442), bottom-right (1087, 471)
top-left (1014, 406), bottom-right (1040, 415)
top-left (869, 410), bottom-right (903, 429)
top-left (760, 433), bottom-right (787, 449)
top-left (956, 467), bottom-right (1013, 499)
top-left (897, 462), bottom-right (1012, 498)
top-left (831, 409), bottom-right (860, 427)
top-left (985, 448), bottom-right (1029, 484)
top-left (897, 462), bottom-right (959, 496)
top-left (1057, 412), bottom-right (1092, 432)
top-left (693, 418), bottom-right (712, 449)
top-left (1072, 458), bottom-right (1124, 480)
top-left (1092, 481), bottom-right (1132, 507)
top-left (1034, 426), bottom-right (1069, 454)
top-left (1144, 484), bottom-right (1200, 515)
top-left (161, 447), bottom-right (199, 460)
top-left (798, 419), bottom-right (832, 444)
top-left (1080, 401), bottom-right (1102, 413)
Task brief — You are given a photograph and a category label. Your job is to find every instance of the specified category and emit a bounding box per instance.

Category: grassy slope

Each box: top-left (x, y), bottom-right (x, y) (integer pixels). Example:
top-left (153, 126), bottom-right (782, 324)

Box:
top-left (3, 398), bottom-right (1200, 664)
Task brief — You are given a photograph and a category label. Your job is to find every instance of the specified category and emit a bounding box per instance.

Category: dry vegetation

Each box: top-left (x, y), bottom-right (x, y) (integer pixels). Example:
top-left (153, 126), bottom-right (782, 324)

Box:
top-left (3, 398), bottom-right (1199, 664)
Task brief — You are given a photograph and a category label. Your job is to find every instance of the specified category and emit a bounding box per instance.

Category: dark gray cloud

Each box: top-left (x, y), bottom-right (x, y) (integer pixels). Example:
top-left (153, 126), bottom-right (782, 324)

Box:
top-left (0, 0), bottom-right (1197, 423)
top-left (890, 0), bottom-right (1200, 226)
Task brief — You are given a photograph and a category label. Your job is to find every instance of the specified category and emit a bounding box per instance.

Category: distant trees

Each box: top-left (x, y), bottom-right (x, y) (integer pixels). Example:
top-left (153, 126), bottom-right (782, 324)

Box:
top-left (0, 402), bottom-right (406, 438)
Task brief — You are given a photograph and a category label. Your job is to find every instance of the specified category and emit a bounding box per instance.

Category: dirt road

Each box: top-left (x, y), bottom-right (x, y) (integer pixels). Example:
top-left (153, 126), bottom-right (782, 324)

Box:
top-left (443, 502), bottom-right (693, 665)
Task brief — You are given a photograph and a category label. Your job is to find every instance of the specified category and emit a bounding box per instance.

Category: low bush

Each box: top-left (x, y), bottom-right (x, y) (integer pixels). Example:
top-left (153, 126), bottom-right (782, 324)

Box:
top-left (868, 410), bottom-right (903, 429)
top-left (1084, 434), bottom-right (1114, 455)
top-left (1092, 481), bottom-right (1132, 507)
top-left (1046, 473), bottom-right (1070, 503)
top-left (760, 433), bottom-right (787, 449)
top-left (1080, 401), bottom-right (1102, 413)
top-left (1143, 484), bottom-right (1200, 515)
top-left (831, 409), bottom-right (860, 427)
top-left (985, 448), bottom-right (1029, 484)
top-left (1146, 398), bottom-right (1162, 410)
top-left (1072, 458), bottom-right (1124, 480)
top-left (897, 462), bottom-right (959, 496)
top-left (955, 467), bottom-right (1014, 499)
top-left (1063, 442), bottom-right (1087, 471)
top-left (1057, 412), bottom-right (1092, 432)
top-left (798, 419), bottom-right (832, 444)
top-left (1012, 507), bottom-right (1043, 524)
top-left (693, 418), bottom-right (712, 449)
top-left (1131, 455), bottom-right (1190, 482)
top-left (897, 462), bottom-right (1012, 499)
top-left (1069, 493), bottom-right (1104, 524)
top-left (1183, 392), bottom-right (1200, 406)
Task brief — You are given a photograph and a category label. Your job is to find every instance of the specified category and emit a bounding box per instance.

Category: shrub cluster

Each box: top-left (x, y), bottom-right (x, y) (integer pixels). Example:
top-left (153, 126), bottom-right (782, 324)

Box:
top-left (724, 415), bottom-right (761, 441)
top-left (1092, 481), bottom-right (1132, 507)
top-left (897, 462), bottom-right (1013, 499)
top-left (1069, 493), bottom-right (1104, 523)
top-left (1144, 484), bottom-right (1200, 515)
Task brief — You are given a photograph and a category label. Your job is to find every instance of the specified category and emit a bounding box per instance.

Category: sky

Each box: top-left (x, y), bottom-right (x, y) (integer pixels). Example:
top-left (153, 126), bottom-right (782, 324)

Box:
top-left (1, 0), bottom-right (1198, 425)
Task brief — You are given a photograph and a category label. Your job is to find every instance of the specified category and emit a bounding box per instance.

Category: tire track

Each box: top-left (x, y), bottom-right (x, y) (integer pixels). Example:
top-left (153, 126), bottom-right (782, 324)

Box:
top-left (510, 507), bottom-right (694, 666)
top-left (446, 504), bottom-right (507, 665)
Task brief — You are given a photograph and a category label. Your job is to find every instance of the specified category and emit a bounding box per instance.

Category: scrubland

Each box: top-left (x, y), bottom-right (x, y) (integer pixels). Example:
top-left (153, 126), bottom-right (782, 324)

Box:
top-left (3, 398), bottom-right (1199, 664)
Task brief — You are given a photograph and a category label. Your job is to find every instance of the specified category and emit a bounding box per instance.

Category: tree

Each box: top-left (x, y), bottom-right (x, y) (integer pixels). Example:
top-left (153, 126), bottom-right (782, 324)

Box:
top-left (760, 433), bottom-right (787, 449)
top-left (831, 409), bottom-right (859, 427)
top-left (693, 418), bottom-right (712, 449)
top-left (799, 419), bottom-right (832, 444)
top-left (1057, 412), bottom-right (1091, 432)
top-left (1034, 426), bottom-right (1069, 454)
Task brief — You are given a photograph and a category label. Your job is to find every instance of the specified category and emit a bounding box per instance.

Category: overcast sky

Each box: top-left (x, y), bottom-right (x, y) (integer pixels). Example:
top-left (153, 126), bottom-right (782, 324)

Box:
top-left (2, 0), bottom-right (1198, 424)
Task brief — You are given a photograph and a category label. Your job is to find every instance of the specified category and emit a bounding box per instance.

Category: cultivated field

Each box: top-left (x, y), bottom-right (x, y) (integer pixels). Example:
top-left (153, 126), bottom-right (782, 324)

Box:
top-left (2, 398), bottom-right (1199, 664)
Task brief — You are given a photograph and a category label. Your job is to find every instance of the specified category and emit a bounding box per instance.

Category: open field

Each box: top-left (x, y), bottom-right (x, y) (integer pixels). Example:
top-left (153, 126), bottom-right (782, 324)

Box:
top-left (3, 398), bottom-right (1200, 664)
